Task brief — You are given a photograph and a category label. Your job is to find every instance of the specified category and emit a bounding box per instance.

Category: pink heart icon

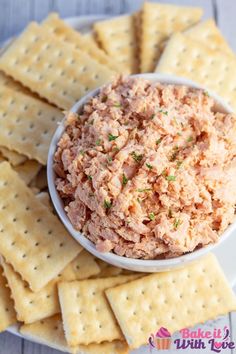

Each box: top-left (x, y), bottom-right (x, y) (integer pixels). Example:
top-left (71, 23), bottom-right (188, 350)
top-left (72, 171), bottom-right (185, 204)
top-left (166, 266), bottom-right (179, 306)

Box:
top-left (214, 342), bottom-right (222, 349)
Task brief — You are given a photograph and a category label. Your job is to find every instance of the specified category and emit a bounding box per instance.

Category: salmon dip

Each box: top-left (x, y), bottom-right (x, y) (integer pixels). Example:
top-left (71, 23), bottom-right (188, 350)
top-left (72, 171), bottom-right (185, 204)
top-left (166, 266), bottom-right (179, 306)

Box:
top-left (54, 77), bottom-right (236, 259)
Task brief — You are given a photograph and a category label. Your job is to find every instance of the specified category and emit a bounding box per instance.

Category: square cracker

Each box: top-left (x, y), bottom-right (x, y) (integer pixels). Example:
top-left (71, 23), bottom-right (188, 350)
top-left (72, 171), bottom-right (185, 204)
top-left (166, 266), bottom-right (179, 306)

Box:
top-left (0, 84), bottom-right (63, 165)
top-left (20, 315), bottom-right (129, 354)
top-left (0, 265), bottom-right (17, 332)
top-left (35, 192), bottom-right (53, 212)
top-left (1, 258), bottom-right (60, 324)
top-left (185, 19), bottom-right (234, 55)
top-left (0, 146), bottom-right (27, 166)
top-left (155, 32), bottom-right (236, 111)
top-left (14, 160), bottom-right (42, 185)
top-left (140, 2), bottom-right (202, 72)
top-left (58, 275), bottom-right (140, 346)
top-left (0, 251), bottom-right (99, 324)
top-left (42, 13), bottom-right (123, 74)
top-left (106, 254), bottom-right (236, 349)
top-left (93, 15), bottom-right (139, 74)
top-left (0, 22), bottom-right (115, 110)
top-left (0, 162), bottom-right (82, 292)
top-left (59, 250), bottom-right (101, 281)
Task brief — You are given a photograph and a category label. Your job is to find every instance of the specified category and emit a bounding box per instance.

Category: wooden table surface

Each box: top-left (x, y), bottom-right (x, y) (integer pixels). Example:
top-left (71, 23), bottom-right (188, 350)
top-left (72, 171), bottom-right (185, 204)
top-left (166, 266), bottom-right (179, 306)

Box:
top-left (0, 0), bottom-right (235, 353)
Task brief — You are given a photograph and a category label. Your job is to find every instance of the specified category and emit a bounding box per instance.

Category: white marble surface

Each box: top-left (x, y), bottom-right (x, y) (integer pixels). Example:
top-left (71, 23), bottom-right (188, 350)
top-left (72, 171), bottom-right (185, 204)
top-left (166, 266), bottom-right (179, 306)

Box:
top-left (0, 0), bottom-right (235, 353)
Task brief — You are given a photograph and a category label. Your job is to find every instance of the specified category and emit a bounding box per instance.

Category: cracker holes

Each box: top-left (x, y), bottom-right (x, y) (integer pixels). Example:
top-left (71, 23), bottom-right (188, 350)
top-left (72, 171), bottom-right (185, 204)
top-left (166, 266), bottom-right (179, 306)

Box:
top-left (25, 206), bottom-right (30, 211)
top-left (35, 242), bottom-right (39, 247)
top-left (46, 254), bottom-right (51, 259)
top-left (46, 294), bottom-right (51, 298)
top-left (16, 117), bottom-right (21, 123)
top-left (29, 123), bottom-right (35, 130)
top-left (37, 110), bottom-right (42, 116)
top-left (5, 307), bottom-right (9, 312)
top-left (24, 230), bottom-right (28, 234)
top-left (34, 266), bottom-right (38, 271)
top-left (59, 242), bottom-right (64, 247)
top-left (95, 307), bottom-right (99, 312)
top-left (43, 129), bottom-right (48, 135)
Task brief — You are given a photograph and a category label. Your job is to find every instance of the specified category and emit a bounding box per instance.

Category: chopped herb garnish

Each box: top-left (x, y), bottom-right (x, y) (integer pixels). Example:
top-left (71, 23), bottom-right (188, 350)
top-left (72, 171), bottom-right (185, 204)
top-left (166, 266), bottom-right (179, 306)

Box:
top-left (87, 175), bottom-right (92, 180)
top-left (156, 138), bottom-right (162, 145)
top-left (150, 114), bottom-right (155, 120)
top-left (101, 95), bottom-right (108, 102)
top-left (104, 199), bottom-right (112, 210)
top-left (79, 150), bottom-right (85, 156)
top-left (159, 109), bottom-right (168, 115)
top-left (95, 139), bottom-right (102, 146)
top-left (107, 156), bottom-right (113, 163)
top-left (131, 151), bottom-right (143, 163)
top-left (122, 173), bottom-right (128, 186)
top-left (168, 209), bottom-right (173, 218)
top-left (187, 136), bottom-right (193, 143)
top-left (137, 197), bottom-right (141, 204)
top-left (149, 212), bottom-right (155, 221)
top-left (203, 91), bottom-right (210, 97)
top-left (173, 218), bottom-right (181, 229)
top-left (113, 147), bottom-right (120, 152)
top-left (113, 102), bottom-right (121, 108)
top-left (176, 160), bottom-right (183, 169)
top-left (166, 175), bottom-right (176, 182)
top-left (177, 132), bottom-right (182, 136)
top-left (146, 163), bottom-right (153, 170)
top-left (108, 133), bottom-right (118, 141)
top-left (137, 188), bottom-right (152, 193)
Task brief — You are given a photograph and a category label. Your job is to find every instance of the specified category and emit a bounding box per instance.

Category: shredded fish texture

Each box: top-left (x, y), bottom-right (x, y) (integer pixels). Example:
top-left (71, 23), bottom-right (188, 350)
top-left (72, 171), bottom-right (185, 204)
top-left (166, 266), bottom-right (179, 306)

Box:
top-left (54, 76), bottom-right (236, 259)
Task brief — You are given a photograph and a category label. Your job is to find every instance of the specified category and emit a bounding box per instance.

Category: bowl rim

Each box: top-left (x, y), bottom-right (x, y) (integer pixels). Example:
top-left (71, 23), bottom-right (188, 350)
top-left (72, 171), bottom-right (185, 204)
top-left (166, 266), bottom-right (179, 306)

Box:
top-left (47, 73), bottom-right (234, 270)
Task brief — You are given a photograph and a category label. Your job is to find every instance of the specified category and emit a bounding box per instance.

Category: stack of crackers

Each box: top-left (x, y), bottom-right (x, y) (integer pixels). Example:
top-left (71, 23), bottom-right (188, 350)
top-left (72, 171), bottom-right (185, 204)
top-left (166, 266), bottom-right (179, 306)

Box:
top-left (0, 3), bottom-right (236, 353)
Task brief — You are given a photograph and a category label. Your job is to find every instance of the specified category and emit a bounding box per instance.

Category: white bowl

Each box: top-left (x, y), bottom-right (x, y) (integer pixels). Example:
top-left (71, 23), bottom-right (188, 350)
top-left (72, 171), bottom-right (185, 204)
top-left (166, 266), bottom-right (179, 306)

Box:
top-left (47, 73), bottom-right (235, 272)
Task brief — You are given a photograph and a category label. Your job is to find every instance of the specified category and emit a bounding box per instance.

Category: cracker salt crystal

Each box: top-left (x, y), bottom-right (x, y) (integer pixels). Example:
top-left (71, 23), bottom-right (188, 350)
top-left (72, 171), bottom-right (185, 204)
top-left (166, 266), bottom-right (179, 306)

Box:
top-left (58, 275), bottom-right (140, 346)
top-left (140, 2), bottom-right (203, 72)
top-left (0, 162), bottom-right (82, 292)
top-left (155, 32), bottom-right (236, 111)
top-left (20, 314), bottom-right (129, 354)
top-left (0, 22), bottom-right (115, 110)
top-left (94, 15), bottom-right (139, 74)
top-left (0, 265), bottom-right (17, 332)
top-left (0, 84), bottom-right (63, 165)
top-left (42, 13), bottom-right (123, 74)
top-left (106, 253), bottom-right (236, 349)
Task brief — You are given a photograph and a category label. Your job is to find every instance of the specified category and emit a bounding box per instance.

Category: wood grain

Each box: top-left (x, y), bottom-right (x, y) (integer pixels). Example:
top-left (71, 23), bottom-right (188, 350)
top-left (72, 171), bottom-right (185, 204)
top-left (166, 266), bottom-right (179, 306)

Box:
top-left (0, 1), bottom-right (235, 354)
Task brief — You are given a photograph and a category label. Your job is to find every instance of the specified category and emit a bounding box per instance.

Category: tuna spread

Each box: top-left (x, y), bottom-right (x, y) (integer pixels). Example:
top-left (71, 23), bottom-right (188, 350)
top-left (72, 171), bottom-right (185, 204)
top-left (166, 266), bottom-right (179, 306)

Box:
top-left (54, 77), bottom-right (236, 259)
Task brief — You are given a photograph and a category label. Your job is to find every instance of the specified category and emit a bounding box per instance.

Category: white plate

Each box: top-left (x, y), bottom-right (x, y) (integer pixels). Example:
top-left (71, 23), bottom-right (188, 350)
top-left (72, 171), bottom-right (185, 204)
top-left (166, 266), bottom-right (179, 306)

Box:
top-left (3, 14), bottom-right (236, 353)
